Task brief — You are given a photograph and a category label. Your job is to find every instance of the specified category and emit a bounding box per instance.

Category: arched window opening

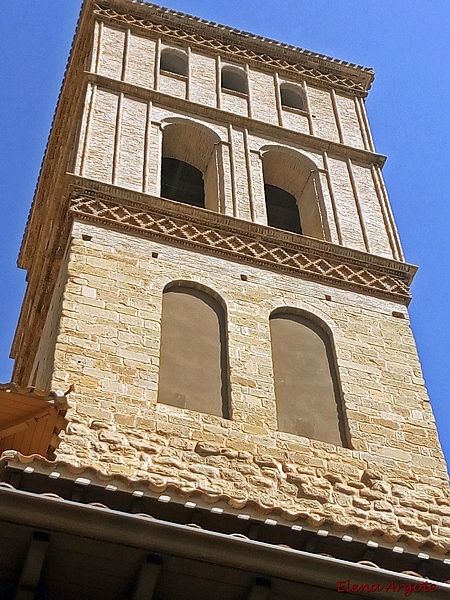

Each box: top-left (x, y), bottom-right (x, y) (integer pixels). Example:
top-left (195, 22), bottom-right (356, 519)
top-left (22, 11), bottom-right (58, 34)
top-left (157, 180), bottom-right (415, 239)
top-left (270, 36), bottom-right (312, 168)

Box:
top-left (161, 121), bottom-right (221, 212)
top-left (264, 184), bottom-right (302, 234)
top-left (161, 158), bottom-right (205, 208)
top-left (160, 49), bottom-right (188, 77)
top-left (221, 66), bottom-right (247, 94)
top-left (270, 310), bottom-right (347, 447)
top-left (280, 85), bottom-right (305, 111)
top-left (158, 284), bottom-right (230, 419)
top-left (262, 148), bottom-right (328, 239)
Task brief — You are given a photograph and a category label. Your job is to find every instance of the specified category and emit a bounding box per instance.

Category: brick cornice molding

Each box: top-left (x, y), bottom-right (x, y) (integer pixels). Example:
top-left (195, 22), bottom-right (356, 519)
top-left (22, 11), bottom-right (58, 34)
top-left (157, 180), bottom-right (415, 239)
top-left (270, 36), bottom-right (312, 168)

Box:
top-left (94, 1), bottom-right (373, 96)
top-left (68, 176), bottom-right (416, 302)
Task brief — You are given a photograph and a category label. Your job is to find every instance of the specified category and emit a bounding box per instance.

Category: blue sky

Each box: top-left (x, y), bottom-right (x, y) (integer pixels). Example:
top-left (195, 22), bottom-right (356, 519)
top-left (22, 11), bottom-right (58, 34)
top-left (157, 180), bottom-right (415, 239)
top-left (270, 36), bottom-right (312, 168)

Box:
top-left (0, 1), bottom-right (449, 472)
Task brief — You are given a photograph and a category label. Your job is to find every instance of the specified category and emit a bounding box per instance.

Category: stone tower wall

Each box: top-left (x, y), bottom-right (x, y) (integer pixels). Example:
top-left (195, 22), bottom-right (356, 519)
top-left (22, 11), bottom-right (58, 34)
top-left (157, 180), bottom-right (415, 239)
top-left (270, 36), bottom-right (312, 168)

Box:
top-left (46, 220), bottom-right (450, 553)
top-left (13, 0), bottom-right (450, 556)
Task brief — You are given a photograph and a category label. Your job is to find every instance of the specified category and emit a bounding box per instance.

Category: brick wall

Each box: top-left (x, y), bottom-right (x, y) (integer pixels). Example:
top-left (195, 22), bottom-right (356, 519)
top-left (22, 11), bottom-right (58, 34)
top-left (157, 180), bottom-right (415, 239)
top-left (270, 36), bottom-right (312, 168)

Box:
top-left (76, 22), bottom-right (400, 260)
top-left (74, 87), bottom-right (395, 258)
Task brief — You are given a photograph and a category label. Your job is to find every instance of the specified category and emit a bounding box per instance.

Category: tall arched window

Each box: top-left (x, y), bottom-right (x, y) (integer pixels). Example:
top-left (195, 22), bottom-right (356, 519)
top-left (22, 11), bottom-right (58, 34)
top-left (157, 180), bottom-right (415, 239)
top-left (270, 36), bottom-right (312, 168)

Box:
top-left (262, 148), bottom-right (328, 239)
top-left (161, 121), bottom-right (221, 211)
top-left (158, 283), bottom-right (230, 418)
top-left (270, 309), bottom-right (347, 446)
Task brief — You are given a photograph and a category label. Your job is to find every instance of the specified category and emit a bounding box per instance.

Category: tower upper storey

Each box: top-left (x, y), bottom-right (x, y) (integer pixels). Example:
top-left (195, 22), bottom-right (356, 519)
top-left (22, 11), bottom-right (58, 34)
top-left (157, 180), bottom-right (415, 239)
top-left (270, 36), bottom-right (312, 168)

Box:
top-left (14, 0), bottom-right (417, 388)
top-left (78, 0), bottom-right (400, 258)
top-left (19, 0), bottom-right (405, 278)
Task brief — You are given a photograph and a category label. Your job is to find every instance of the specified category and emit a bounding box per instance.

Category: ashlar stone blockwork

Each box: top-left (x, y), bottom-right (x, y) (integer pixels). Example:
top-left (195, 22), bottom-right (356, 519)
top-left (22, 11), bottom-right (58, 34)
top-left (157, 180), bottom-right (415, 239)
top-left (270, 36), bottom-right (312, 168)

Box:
top-left (46, 223), bottom-right (450, 554)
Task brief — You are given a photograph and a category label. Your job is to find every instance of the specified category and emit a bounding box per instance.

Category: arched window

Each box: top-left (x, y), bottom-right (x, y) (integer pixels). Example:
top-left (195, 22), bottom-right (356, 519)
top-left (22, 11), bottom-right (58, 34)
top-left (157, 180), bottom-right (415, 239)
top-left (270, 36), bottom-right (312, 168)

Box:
top-left (262, 148), bottom-right (328, 239)
top-left (280, 84), bottom-right (305, 111)
top-left (160, 48), bottom-right (188, 77)
top-left (161, 120), bottom-right (221, 211)
top-left (221, 66), bottom-right (247, 94)
top-left (270, 310), bottom-right (347, 446)
top-left (161, 158), bottom-right (205, 207)
top-left (264, 184), bottom-right (302, 234)
top-left (158, 283), bottom-right (230, 418)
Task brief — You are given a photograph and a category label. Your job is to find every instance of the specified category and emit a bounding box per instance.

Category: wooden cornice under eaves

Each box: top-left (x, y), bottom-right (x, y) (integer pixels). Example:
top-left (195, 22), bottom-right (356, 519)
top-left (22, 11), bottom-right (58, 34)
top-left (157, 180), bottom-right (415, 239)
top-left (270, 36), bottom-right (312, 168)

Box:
top-left (0, 383), bottom-right (71, 460)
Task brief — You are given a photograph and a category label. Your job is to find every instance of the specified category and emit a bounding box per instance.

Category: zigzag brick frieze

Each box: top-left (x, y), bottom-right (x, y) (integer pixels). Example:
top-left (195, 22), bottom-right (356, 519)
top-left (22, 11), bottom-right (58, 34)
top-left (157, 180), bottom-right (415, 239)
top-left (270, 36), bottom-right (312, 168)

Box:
top-left (69, 189), bottom-right (412, 301)
top-left (94, 4), bottom-right (368, 95)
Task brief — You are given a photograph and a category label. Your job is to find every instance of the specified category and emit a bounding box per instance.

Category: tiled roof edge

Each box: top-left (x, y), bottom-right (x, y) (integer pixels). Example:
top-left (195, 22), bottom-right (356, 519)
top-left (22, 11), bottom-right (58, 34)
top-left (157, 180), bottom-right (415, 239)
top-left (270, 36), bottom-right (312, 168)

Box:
top-left (3, 452), bottom-right (449, 558)
top-left (0, 382), bottom-right (73, 411)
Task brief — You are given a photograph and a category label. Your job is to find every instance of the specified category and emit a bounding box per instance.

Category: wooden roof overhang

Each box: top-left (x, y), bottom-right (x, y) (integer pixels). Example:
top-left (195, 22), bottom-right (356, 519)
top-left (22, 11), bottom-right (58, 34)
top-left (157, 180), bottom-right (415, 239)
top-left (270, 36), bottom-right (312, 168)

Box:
top-left (1, 482), bottom-right (449, 600)
top-left (1, 453), bottom-right (449, 599)
top-left (0, 384), bottom-right (70, 459)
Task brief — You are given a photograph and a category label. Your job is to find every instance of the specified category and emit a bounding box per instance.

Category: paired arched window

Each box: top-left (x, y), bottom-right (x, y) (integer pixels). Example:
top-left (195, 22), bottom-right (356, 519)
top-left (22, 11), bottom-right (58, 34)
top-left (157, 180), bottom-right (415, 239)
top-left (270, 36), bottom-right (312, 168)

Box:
top-left (269, 310), bottom-right (347, 446)
top-left (262, 148), bottom-right (327, 239)
top-left (157, 283), bottom-right (230, 418)
top-left (159, 122), bottom-right (327, 240)
top-left (160, 121), bottom-right (220, 211)
top-left (160, 48), bottom-right (188, 77)
top-left (157, 285), bottom-right (347, 445)
top-left (221, 66), bottom-right (248, 94)
top-left (280, 84), bottom-right (305, 111)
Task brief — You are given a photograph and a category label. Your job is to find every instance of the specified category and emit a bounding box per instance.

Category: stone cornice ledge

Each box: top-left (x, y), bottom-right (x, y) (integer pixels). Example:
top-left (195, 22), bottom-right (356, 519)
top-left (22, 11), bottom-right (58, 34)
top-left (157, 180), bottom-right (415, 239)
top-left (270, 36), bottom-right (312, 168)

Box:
top-left (68, 176), bottom-right (416, 303)
top-left (88, 72), bottom-right (386, 168)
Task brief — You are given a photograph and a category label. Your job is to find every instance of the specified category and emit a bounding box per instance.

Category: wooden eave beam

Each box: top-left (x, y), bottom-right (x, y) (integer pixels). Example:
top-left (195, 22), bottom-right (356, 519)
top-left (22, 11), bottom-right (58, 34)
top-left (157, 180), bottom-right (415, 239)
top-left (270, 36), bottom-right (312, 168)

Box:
top-left (0, 408), bottom-right (52, 440)
top-left (15, 531), bottom-right (50, 600)
top-left (132, 553), bottom-right (163, 600)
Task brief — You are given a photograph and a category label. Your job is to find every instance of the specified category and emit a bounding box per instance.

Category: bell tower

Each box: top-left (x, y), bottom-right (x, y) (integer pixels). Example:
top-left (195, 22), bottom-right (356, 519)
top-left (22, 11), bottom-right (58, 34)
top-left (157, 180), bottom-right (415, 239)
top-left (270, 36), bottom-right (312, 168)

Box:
top-left (9, 0), bottom-right (450, 581)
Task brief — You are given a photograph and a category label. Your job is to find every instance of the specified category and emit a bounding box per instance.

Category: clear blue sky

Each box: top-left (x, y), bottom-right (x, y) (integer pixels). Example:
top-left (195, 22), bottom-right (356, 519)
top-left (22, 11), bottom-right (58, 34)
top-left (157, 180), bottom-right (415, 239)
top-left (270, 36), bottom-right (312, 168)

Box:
top-left (0, 1), bottom-right (449, 473)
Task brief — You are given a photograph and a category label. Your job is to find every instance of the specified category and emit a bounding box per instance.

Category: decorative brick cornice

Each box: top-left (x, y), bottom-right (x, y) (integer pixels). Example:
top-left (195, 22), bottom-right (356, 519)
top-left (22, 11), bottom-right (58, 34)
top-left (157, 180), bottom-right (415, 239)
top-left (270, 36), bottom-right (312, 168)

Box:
top-left (68, 177), bottom-right (416, 302)
top-left (94, 1), bottom-right (373, 96)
